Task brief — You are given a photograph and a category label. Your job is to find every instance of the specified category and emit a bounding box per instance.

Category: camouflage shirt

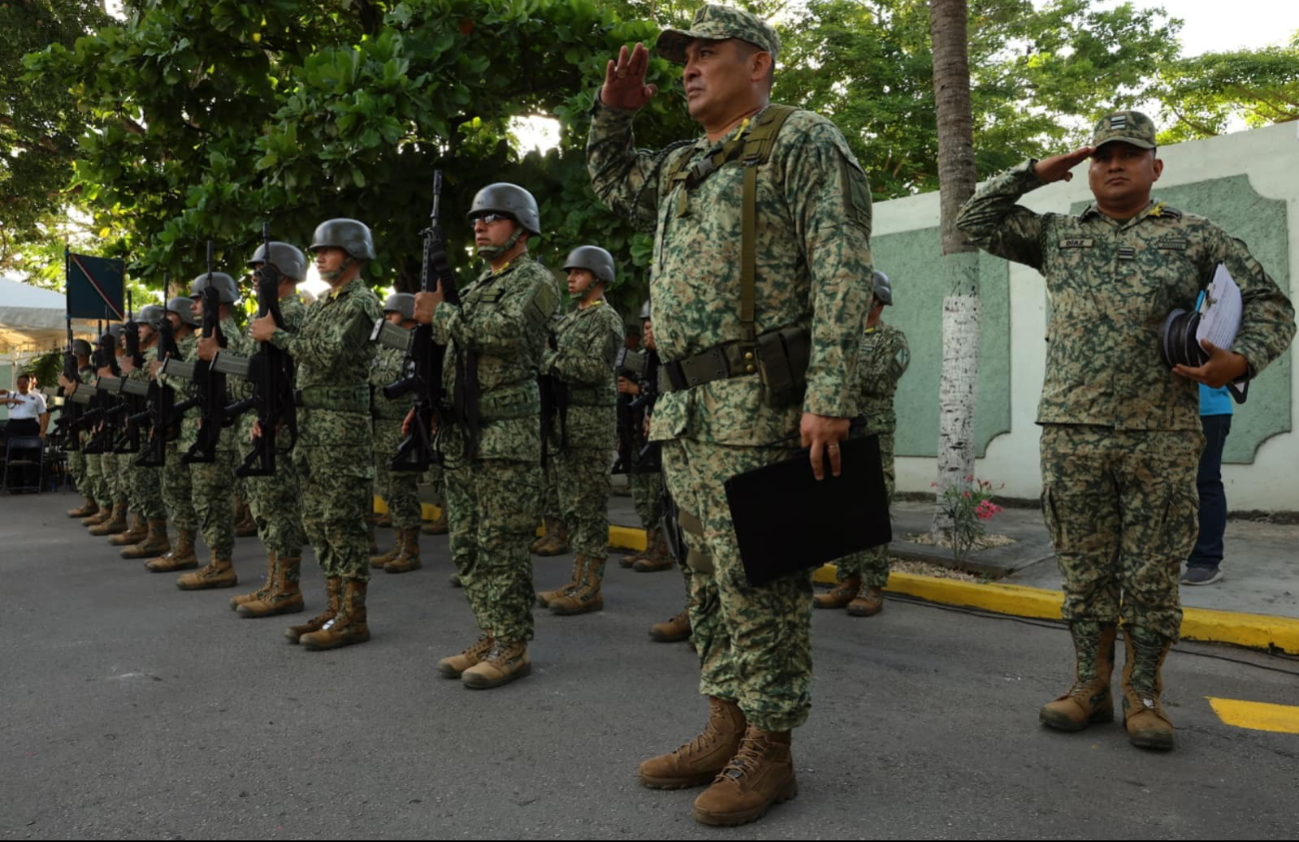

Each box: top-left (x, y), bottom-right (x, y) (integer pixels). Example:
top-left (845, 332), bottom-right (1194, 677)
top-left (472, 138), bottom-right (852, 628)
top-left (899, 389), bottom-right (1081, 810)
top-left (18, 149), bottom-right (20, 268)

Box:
top-left (856, 322), bottom-right (909, 436)
top-left (957, 160), bottom-right (1295, 430)
top-left (587, 100), bottom-right (875, 445)
top-left (237, 291), bottom-right (307, 441)
top-left (542, 299), bottom-right (623, 447)
top-left (370, 343), bottom-right (412, 423)
top-left (270, 276), bottom-right (382, 461)
top-left (432, 253), bottom-right (561, 462)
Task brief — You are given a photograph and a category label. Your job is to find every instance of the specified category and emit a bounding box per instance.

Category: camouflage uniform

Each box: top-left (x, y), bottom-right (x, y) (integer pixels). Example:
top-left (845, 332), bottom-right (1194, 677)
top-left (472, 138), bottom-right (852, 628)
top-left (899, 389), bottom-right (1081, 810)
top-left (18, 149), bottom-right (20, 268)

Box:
top-left (436, 255), bottom-right (560, 643)
top-left (157, 335), bottom-right (198, 533)
top-left (370, 343), bottom-right (421, 530)
top-left (269, 276), bottom-right (382, 582)
top-left (240, 293), bottom-right (308, 558)
top-left (957, 157), bottom-right (1295, 641)
top-left (184, 316), bottom-right (247, 562)
top-left (589, 101), bottom-right (874, 731)
top-left (630, 471), bottom-right (664, 531)
top-left (543, 300), bottom-right (623, 561)
top-left (78, 366), bottom-right (108, 508)
top-left (126, 351), bottom-right (165, 523)
top-left (835, 322), bottom-right (909, 587)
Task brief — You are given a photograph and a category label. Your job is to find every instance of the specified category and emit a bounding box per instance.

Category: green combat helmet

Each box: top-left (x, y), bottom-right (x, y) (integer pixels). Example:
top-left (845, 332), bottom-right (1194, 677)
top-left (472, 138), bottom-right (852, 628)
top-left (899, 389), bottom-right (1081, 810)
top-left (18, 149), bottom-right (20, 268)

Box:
top-left (137, 304), bottom-right (167, 328)
top-left (71, 338), bottom-right (93, 356)
top-left (562, 246), bottom-right (617, 287)
top-left (190, 272), bottom-right (240, 303)
top-left (383, 292), bottom-right (416, 321)
top-left (468, 183), bottom-right (542, 236)
top-left (873, 270), bottom-right (892, 306)
top-left (107, 323), bottom-right (126, 341)
top-left (247, 241), bottom-right (309, 281)
top-left (310, 219), bottom-right (376, 260)
top-left (166, 295), bottom-right (200, 327)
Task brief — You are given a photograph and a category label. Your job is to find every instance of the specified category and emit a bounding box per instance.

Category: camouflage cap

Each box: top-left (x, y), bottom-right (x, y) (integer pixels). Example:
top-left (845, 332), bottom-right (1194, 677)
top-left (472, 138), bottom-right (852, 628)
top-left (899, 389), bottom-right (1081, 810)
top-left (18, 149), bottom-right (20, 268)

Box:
top-left (656, 5), bottom-right (780, 65)
top-left (1091, 110), bottom-right (1157, 151)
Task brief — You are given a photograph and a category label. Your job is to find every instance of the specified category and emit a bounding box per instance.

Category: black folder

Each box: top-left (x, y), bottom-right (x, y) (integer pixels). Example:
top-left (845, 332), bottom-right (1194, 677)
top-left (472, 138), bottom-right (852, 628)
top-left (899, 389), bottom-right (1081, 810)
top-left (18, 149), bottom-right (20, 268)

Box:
top-left (724, 434), bottom-right (892, 587)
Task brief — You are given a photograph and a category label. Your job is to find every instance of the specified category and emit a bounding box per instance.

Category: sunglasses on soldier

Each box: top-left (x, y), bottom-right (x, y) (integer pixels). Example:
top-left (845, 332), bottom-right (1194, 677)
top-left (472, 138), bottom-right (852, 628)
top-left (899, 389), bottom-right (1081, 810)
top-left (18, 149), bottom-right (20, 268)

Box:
top-left (469, 213), bottom-right (514, 228)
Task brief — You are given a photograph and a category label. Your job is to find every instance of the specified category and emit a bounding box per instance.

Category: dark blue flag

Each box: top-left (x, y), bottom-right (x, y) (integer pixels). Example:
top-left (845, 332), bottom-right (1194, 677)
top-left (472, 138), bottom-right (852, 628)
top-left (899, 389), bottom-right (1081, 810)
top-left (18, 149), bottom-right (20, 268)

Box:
top-left (66, 250), bottom-right (125, 320)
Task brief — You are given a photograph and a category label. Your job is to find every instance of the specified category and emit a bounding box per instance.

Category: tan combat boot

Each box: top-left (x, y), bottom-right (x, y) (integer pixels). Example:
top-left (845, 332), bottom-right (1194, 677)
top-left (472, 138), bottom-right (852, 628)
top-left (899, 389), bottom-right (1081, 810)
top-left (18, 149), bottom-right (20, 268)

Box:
top-left (231, 552), bottom-right (278, 610)
top-left (68, 497), bottom-right (98, 518)
top-left (121, 519), bottom-right (171, 559)
top-left (239, 556), bottom-right (304, 618)
top-left (233, 500), bottom-right (258, 538)
top-left (638, 697), bottom-right (747, 789)
top-left (847, 585), bottom-right (885, 617)
top-left (813, 576), bottom-right (862, 610)
top-left (532, 519), bottom-right (570, 556)
top-left (1121, 627), bottom-right (1176, 751)
top-left (634, 528), bottom-right (674, 572)
top-left (89, 501), bottom-right (129, 536)
top-left (369, 537), bottom-right (401, 569)
top-left (287, 577), bottom-right (342, 644)
top-left (650, 608), bottom-right (692, 643)
top-left (529, 518), bottom-right (556, 554)
top-left (461, 640), bottom-right (530, 689)
top-left (110, 513), bottom-right (148, 546)
top-left (82, 504), bottom-right (113, 527)
top-left (145, 528), bottom-right (198, 572)
top-left (422, 507), bottom-right (448, 536)
top-left (1040, 622), bottom-right (1117, 732)
top-left (375, 511), bottom-right (392, 528)
top-left (177, 553), bottom-right (238, 590)
top-left (437, 632), bottom-right (494, 679)
top-left (536, 555), bottom-right (586, 608)
top-left (550, 557), bottom-right (606, 616)
top-left (385, 529), bottom-right (422, 574)
top-left (692, 725), bottom-right (798, 827)
top-left (301, 579), bottom-right (370, 650)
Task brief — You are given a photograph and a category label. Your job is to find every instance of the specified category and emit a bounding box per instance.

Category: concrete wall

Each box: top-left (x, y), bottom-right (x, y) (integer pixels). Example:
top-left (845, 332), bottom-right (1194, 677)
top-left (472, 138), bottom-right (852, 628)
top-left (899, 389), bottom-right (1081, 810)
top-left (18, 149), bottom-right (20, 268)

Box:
top-left (879, 122), bottom-right (1297, 512)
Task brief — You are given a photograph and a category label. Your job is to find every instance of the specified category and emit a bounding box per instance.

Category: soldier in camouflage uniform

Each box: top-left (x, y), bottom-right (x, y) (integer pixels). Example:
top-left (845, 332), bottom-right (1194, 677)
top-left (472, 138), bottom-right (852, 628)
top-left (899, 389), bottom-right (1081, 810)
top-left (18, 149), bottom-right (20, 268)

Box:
top-left (589, 6), bottom-right (874, 825)
top-left (620, 299), bottom-right (672, 574)
top-left (61, 340), bottom-right (97, 518)
top-left (77, 332), bottom-right (117, 529)
top-left (145, 297), bottom-right (201, 573)
top-left (412, 183), bottom-right (561, 690)
top-left (228, 241), bottom-right (311, 619)
top-left (368, 292), bottom-right (423, 575)
top-left (114, 305), bottom-right (172, 560)
top-left (252, 219), bottom-right (383, 651)
top-left (419, 465), bottom-right (449, 536)
top-left (815, 271), bottom-right (908, 617)
top-left (530, 320), bottom-right (570, 559)
top-left (957, 110), bottom-right (1294, 751)
top-left (534, 245), bottom-right (624, 616)
top-left (87, 325), bottom-right (130, 537)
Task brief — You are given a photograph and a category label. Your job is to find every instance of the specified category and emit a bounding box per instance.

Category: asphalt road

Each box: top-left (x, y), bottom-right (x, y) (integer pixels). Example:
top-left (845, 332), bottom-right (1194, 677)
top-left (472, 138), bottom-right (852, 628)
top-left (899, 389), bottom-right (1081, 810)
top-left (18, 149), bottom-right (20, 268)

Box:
top-left (2, 491), bottom-right (1297, 840)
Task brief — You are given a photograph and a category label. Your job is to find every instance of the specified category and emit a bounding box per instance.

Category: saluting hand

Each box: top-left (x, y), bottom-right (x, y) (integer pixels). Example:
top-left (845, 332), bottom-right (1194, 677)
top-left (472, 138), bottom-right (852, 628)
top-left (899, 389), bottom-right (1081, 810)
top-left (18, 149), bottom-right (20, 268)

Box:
top-left (601, 43), bottom-right (658, 111)
top-left (1032, 147), bottom-right (1095, 184)
top-left (1173, 340), bottom-right (1249, 389)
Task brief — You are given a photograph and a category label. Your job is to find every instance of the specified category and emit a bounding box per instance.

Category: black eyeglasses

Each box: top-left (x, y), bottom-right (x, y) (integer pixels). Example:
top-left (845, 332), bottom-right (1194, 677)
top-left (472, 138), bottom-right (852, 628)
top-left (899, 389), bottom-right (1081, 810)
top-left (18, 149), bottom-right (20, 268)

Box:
top-left (470, 213), bottom-right (513, 228)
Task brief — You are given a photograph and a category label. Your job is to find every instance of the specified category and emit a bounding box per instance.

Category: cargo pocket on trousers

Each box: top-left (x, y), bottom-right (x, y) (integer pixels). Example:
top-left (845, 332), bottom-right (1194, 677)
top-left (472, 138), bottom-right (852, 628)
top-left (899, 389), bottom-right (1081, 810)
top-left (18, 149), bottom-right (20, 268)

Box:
top-left (1158, 484), bottom-right (1200, 562)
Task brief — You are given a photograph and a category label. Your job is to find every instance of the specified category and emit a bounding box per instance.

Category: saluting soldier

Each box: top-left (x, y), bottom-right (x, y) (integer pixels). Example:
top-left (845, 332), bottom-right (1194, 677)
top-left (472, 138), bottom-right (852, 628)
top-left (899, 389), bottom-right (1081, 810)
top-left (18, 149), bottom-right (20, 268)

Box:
top-left (588, 5), bottom-right (874, 825)
top-left (957, 110), bottom-right (1294, 750)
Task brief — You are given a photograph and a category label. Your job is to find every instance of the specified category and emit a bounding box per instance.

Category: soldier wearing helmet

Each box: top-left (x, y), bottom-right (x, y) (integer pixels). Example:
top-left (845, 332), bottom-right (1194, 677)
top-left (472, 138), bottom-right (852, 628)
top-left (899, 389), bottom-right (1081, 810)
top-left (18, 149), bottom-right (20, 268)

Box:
top-left (367, 292), bottom-right (425, 576)
top-left (251, 218), bottom-right (383, 651)
top-left (84, 323), bottom-right (132, 538)
top-left (409, 182), bottom-right (560, 690)
top-left (61, 338), bottom-right (99, 519)
top-left (536, 246), bottom-right (625, 617)
top-left (815, 269), bottom-right (908, 618)
top-left (227, 240), bottom-right (313, 620)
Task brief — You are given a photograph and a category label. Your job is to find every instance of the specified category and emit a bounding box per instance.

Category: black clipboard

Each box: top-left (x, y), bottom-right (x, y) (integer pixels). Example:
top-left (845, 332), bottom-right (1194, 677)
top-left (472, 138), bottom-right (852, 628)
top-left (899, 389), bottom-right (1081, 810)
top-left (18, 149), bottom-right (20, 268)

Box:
top-left (724, 434), bottom-right (892, 587)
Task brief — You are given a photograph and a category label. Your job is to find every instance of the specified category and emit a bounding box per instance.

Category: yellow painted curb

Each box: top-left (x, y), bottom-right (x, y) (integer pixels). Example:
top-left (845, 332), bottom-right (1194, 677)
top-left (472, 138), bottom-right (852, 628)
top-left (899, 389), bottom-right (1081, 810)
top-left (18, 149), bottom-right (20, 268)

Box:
top-left (1208, 697), bottom-right (1299, 734)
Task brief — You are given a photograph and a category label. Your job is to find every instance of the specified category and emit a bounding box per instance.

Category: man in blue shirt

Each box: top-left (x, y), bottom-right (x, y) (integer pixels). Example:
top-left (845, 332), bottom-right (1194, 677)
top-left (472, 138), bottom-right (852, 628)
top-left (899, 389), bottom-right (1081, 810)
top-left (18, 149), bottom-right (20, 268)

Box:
top-left (1182, 385), bottom-right (1232, 585)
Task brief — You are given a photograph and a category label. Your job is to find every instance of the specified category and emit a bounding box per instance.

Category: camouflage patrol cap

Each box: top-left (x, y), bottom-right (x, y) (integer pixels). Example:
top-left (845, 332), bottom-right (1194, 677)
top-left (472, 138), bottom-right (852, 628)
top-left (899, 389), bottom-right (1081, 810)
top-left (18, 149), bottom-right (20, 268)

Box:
top-left (656, 5), bottom-right (780, 65)
top-left (1090, 110), bottom-right (1157, 151)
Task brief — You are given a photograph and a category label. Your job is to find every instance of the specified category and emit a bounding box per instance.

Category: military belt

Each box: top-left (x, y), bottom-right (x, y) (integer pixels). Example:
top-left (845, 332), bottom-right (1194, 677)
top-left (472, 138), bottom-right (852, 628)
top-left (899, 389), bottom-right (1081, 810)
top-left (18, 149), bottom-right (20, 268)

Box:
top-left (658, 343), bottom-right (758, 393)
top-left (295, 385), bottom-right (371, 413)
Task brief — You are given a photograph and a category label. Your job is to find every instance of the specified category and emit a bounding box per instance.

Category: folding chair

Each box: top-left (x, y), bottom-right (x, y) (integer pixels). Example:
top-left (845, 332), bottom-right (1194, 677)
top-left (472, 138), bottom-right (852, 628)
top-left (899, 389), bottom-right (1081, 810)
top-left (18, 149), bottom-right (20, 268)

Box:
top-left (3, 436), bottom-right (45, 494)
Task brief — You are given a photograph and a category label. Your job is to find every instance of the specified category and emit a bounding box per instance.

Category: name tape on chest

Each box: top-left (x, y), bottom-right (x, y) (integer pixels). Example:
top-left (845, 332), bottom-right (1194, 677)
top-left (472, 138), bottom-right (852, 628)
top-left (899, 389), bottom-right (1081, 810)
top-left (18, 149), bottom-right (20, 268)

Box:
top-left (1059, 238), bottom-right (1095, 249)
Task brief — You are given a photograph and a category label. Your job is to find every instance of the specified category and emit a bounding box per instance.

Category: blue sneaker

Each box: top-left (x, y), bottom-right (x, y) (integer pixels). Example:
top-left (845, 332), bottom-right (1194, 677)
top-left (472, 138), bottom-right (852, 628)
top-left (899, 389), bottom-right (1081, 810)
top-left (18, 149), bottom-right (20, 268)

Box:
top-left (1181, 566), bottom-right (1224, 586)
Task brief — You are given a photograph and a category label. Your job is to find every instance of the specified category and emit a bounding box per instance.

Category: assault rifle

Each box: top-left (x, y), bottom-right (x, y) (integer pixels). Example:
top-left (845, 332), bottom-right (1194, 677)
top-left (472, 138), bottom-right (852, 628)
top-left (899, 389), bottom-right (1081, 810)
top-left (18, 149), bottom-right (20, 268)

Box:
top-left (383, 170), bottom-right (466, 471)
top-left (137, 294), bottom-right (186, 468)
top-left (182, 241), bottom-right (227, 463)
top-left (83, 320), bottom-right (122, 455)
top-left (60, 318), bottom-right (82, 453)
top-left (630, 348), bottom-right (661, 474)
top-left (611, 347), bottom-right (646, 475)
top-left (113, 292), bottom-right (147, 454)
top-left (217, 222), bottom-right (297, 477)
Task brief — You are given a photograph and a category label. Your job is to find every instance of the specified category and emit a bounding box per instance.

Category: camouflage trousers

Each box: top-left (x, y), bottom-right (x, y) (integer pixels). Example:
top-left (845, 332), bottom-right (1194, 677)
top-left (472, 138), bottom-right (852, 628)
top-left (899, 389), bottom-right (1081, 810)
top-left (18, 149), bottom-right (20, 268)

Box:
top-left (241, 431), bottom-right (306, 558)
top-left (445, 458), bottom-right (543, 644)
top-left (539, 453), bottom-right (562, 523)
top-left (161, 441), bottom-right (197, 531)
top-left (662, 438), bottom-right (813, 733)
top-left (374, 421), bottom-right (422, 529)
top-left (630, 470), bottom-right (665, 531)
top-left (1040, 424), bottom-right (1203, 641)
top-left (836, 432), bottom-right (895, 588)
top-left (68, 450), bottom-right (86, 495)
top-left (556, 445), bottom-right (612, 559)
top-left (105, 453), bottom-right (127, 503)
top-left (190, 448), bottom-right (235, 560)
top-left (293, 444), bottom-right (372, 582)
top-left (129, 461), bottom-right (166, 520)
top-left (84, 452), bottom-right (107, 506)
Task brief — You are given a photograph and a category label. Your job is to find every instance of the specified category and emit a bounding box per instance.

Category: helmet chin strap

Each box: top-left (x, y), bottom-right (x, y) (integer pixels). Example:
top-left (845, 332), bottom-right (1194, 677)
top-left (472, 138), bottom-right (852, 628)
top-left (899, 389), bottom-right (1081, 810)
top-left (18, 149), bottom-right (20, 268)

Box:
top-left (477, 227), bottom-right (525, 261)
top-left (320, 256), bottom-right (354, 282)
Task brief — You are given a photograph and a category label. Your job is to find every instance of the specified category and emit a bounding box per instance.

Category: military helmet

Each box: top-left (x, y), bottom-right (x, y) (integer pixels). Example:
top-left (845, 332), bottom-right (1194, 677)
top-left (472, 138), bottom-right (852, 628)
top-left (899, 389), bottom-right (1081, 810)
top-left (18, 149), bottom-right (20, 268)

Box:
top-left (248, 241), bottom-right (309, 281)
top-left (310, 218), bottom-right (376, 260)
top-left (107, 323), bottom-right (125, 340)
top-left (872, 270), bottom-right (892, 307)
top-left (137, 304), bottom-right (167, 328)
top-left (71, 339), bottom-right (93, 356)
top-left (468, 183), bottom-right (541, 236)
top-left (562, 245), bottom-right (616, 286)
top-left (383, 292), bottom-right (416, 321)
top-left (639, 299), bottom-right (652, 321)
top-left (166, 295), bottom-right (200, 326)
top-left (190, 272), bottom-right (240, 304)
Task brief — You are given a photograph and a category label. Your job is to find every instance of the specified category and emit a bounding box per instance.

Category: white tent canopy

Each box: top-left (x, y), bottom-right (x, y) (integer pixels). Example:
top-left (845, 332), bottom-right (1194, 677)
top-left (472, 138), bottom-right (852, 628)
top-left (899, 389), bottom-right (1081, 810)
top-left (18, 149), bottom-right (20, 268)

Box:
top-left (0, 276), bottom-right (98, 358)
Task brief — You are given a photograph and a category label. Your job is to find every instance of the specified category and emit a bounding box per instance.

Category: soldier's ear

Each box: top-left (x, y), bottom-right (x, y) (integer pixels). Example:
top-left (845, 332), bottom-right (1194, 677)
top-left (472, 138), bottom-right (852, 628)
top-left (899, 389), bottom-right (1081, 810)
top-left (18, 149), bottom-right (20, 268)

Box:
top-left (1152, 155), bottom-right (1163, 183)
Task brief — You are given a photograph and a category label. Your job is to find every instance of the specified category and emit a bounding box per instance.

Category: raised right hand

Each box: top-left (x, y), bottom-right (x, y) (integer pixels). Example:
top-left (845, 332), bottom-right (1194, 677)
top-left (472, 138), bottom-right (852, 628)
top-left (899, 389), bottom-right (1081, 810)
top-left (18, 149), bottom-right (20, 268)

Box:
top-left (1032, 147), bottom-right (1095, 184)
top-left (601, 43), bottom-right (658, 111)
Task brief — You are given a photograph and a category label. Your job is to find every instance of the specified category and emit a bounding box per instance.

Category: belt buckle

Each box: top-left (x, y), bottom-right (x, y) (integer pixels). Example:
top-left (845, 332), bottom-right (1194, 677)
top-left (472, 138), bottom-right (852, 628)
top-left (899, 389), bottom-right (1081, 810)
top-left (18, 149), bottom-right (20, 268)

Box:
top-left (679, 347), bottom-right (729, 388)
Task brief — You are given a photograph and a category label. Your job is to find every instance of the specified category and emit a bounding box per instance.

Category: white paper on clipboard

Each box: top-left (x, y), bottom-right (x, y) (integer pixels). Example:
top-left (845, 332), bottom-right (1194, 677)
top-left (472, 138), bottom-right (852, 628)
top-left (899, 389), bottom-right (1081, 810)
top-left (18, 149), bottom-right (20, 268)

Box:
top-left (1196, 263), bottom-right (1243, 351)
